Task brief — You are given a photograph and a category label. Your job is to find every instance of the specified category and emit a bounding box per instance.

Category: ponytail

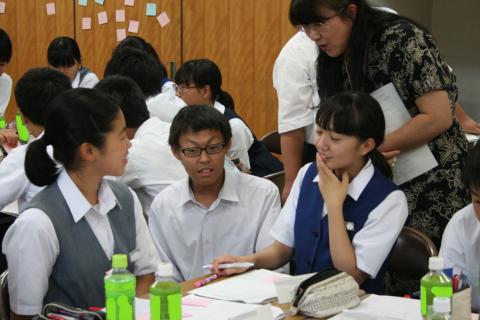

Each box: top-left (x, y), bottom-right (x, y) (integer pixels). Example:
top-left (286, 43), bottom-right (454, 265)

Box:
top-left (369, 149), bottom-right (392, 179)
top-left (25, 136), bottom-right (58, 186)
top-left (217, 89), bottom-right (235, 111)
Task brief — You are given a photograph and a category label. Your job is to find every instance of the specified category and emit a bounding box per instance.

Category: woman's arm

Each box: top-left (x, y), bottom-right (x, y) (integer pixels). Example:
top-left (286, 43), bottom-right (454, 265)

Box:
top-left (455, 102), bottom-right (480, 134)
top-left (280, 128), bottom-right (306, 204)
top-left (380, 90), bottom-right (453, 152)
top-left (136, 273), bottom-right (155, 296)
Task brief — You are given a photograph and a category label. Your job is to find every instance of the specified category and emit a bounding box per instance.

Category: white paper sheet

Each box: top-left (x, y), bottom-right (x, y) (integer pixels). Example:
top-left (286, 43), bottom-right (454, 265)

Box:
top-left (189, 269), bottom-right (291, 304)
top-left (1, 200), bottom-right (18, 216)
top-left (371, 83), bottom-right (438, 185)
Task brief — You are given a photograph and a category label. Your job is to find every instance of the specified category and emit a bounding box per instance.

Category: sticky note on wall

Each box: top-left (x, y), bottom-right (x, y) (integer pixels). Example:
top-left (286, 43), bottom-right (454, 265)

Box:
top-left (157, 11), bottom-right (170, 28)
top-left (46, 3), bottom-right (56, 16)
top-left (128, 20), bottom-right (139, 33)
top-left (0, 2), bottom-right (6, 14)
top-left (117, 29), bottom-right (126, 42)
top-left (146, 3), bottom-right (156, 16)
top-left (98, 11), bottom-right (108, 24)
top-left (78, 0), bottom-right (88, 6)
top-left (125, 0), bottom-right (134, 6)
top-left (82, 17), bottom-right (92, 30)
top-left (116, 9), bottom-right (125, 22)
top-left (95, 0), bottom-right (105, 5)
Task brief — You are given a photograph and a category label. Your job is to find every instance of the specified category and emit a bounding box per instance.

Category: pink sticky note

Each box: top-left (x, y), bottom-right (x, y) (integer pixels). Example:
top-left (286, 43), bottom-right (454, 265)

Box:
top-left (157, 11), bottom-right (170, 28)
top-left (82, 17), bottom-right (92, 30)
top-left (115, 9), bottom-right (125, 22)
top-left (97, 11), bottom-right (108, 25)
top-left (0, 2), bottom-right (6, 14)
top-left (182, 296), bottom-right (213, 307)
top-left (128, 20), bottom-right (139, 33)
top-left (124, 0), bottom-right (134, 6)
top-left (116, 28), bottom-right (126, 42)
top-left (46, 3), bottom-right (56, 16)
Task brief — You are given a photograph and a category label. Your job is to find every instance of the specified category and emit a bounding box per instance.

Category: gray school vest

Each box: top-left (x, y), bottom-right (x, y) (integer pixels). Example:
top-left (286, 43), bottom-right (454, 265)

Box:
top-left (25, 180), bottom-right (136, 309)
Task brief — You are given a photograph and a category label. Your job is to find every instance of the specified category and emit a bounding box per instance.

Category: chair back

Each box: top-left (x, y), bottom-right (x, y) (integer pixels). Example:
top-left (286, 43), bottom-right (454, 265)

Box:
top-left (263, 171), bottom-right (285, 196)
top-left (260, 130), bottom-right (281, 155)
top-left (0, 270), bottom-right (8, 320)
top-left (385, 226), bottom-right (438, 295)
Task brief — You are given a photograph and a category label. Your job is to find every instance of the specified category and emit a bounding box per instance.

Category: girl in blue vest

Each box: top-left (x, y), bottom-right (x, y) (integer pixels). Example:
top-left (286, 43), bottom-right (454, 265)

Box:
top-left (212, 91), bottom-right (408, 293)
top-left (3, 89), bottom-right (158, 317)
top-left (47, 37), bottom-right (99, 88)
top-left (174, 59), bottom-right (283, 177)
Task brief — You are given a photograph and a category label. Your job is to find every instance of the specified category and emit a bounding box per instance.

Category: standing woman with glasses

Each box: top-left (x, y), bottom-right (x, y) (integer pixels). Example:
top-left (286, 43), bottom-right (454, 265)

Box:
top-left (290, 0), bottom-right (469, 247)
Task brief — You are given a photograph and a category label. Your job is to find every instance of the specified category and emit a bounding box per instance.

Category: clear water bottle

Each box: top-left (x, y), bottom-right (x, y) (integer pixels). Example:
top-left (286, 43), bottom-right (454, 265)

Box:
top-left (150, 263), bottom-right (181, 320)
top-left (105, 254), bottom-right (136, 320)
top-left (428, 297), bottom-right (451, 319)
top-left (420, 257), bottom-right (452, 318)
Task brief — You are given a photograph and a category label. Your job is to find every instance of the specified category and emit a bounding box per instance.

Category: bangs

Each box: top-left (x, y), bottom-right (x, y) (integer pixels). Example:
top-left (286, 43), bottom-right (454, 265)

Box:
top-left (289, 0), bottom-right (324, 25)
top-left (316, 96), bottom-right (358, 136)
top-left (174, 65), bottom-right (196, 86)
top-left (48, 51), bottom-right (76, 68)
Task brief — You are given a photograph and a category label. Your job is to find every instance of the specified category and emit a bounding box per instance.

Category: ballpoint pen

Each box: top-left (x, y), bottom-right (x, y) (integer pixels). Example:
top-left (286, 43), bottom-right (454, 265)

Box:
top-left (201, 262), bottom-right (255, 269)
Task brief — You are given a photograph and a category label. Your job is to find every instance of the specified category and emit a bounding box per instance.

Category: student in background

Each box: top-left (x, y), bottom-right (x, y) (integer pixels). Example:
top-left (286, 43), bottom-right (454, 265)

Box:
top-left (212, 92), bottom-right (408, 294)
top-left (440, 142), bottom-right (480, 312)
top-left (95, 75), bottom-right (187, 214)
top-left (148, 105), bottom-right (282, 281)
top-left (0, 68), bottom-right (71, 211)
top-left (273, 26), bottom-right (319, 203)
top-left (3, 89), bottom-right (158, 317)
top-left (104, 46), bottom-right (185, 123)
top-left (175, 59), bottom-right (283, 176)
top-left (47, 36), bottom-right (99, 88)
top-left (0, 28), bottom-right (13, 117)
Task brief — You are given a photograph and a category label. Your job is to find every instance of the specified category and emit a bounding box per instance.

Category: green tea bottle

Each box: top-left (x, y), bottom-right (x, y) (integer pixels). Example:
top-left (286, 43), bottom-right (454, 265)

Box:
top-left (420, 257), bottom-right (452, 318)
top-left (105, 254), bottom-right (136, 320)
top-left (150, 263), bottom-right (181, 320)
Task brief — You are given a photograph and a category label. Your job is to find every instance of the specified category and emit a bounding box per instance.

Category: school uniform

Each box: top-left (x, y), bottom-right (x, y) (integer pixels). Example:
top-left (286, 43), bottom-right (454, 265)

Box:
top-left (214, 101), bottom-right (283, 176)
top-left (148, 168), bottom-right (281, 281)
top-left (0, 73), bottom-right (12, 117)
top-left (440, 204), bottom-right (480, 311)
top-left (72, 66), bottom-right (99, 89)
top-left (273, 31), bottom-right (319, 146)
top-left (2, 170), bottom-right (159, 314)
top-left (119, 117), bottom-right (187, 214)
top-left (0, 134), bottom-right (45, 211)
top-left (271, 160), bottom-right (408, 293)
top-left (146, 80), bottom-right (186, 123)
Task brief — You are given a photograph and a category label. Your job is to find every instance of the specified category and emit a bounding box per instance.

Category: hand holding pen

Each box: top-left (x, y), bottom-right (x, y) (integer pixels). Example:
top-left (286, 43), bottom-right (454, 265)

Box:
top-left (209, 255), bottom-right (254, 276)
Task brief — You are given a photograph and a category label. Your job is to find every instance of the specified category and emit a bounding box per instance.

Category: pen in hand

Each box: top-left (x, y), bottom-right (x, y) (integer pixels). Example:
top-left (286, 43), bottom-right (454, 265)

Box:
top-left (202, 262), bottom-right (254, 270)
top-left (194, 274), bottom-right (219, 288)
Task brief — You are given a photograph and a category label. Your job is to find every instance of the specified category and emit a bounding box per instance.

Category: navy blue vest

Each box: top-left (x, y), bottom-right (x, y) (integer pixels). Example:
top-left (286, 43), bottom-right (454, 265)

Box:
top-left (223, 108), bottom-right (283, 176)
top-left (293, 162), bottom-right (398, 294)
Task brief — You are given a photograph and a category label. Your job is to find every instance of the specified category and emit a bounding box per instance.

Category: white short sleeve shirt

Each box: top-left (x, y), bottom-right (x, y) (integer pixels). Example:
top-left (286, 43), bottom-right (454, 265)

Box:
top-left (271, 160), bottom-right (408, 278)
top-left (273, 31), bottom-right (319, 144)
top-left (440, 204), bottom-right (480, 311)
top-left (148, 168), bottom-right (281, 281)
top-left (72, 70), bottom-right (99, 89)
top-left (146, 83), bottom-right (187, 123)
top-left (2, 170), bottom-right (159, 315)
top-left (0, 73), bottom-right (12, 117)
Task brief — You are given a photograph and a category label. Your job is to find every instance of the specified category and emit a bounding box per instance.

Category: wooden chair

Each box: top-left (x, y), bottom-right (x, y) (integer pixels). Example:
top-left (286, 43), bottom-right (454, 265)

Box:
top-left (260, 130), bottom-right (281, 155)
top-left (263, 171), bottom-right (285, 196)
top-left (385, 226), bottom-right (438, 296)
top-left (0, 270), bottom-right (8, 320)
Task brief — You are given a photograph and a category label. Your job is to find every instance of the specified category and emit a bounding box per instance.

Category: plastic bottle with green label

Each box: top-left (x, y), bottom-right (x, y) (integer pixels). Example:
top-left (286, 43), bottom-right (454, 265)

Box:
top-left (420, 257), bottom-right (452, 318)
top-left (105, 254), bottom-right (136, 320)
top-left (15, 113), bottom-right (29, 144)
top-left (150, 263), bottom-right (181, 320)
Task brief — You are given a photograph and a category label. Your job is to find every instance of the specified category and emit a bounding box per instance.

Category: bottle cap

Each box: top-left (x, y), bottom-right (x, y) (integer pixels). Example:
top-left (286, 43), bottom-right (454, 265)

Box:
top-left (433, 297), bottom-right (451, 313)
top-left (429, 256), bottom-right (444, 270)
top-left (156, 263), bottom-right (173, 277)
top-left (112, 254), bottom-right (128, 269)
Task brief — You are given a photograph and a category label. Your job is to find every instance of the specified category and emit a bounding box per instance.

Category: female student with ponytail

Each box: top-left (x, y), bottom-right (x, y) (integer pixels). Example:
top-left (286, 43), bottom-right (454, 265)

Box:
top-left (2, 89), bottom-right (159, 318)
top-left (174, 59), bottom-right (283, 177)
top-left (212, 92), bottom-right (408, 294)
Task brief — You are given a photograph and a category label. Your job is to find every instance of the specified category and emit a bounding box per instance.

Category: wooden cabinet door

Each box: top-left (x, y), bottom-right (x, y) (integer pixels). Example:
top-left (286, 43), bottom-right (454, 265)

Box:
top-left (75, 0), bottom-right (181, 81)
top-left (182, 0), bottom-right (295, 137)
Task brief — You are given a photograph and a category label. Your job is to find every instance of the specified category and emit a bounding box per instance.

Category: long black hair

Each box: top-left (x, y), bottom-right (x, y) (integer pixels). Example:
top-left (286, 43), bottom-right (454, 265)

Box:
top-left (316, 91), bottom-right (391, 178)
top-left (25, 89), bottom-right (120, 186)
top-left (174, 59), bottom-right (235, 111)
top-left (289, 0), bottom-right (424, 99)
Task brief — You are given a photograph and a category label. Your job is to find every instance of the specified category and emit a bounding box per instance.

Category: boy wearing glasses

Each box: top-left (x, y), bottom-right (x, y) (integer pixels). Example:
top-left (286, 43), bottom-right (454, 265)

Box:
top-left (148, 105), bottom-right (282, 281)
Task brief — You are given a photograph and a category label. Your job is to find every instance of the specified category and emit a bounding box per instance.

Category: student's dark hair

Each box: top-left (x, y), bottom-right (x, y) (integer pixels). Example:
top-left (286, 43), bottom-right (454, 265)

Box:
top-left (316, 91), bottom-right (391, 178)
top-left (0, 28), bottom-right (12, 63)
top-left (104, 47), bottom-right (163, 98)
top-left (168, 105), bottom-right (232, 148)
top-left (289, 0), bottom-right (425, 99)
top-left (47, 36), bottom-right (82, 68)
top-left (113, 36), bottom-right (168, 79)
top-left (25, 89), bottom-right (120, 186)
top-left (463, 142), bottom-right (480, 192)
top-left (14, 68), bottom-right (72, 126)
top-left (174, 59), bottom-right (235, 111)
top-left (95, 75), bottom-right (149, 129)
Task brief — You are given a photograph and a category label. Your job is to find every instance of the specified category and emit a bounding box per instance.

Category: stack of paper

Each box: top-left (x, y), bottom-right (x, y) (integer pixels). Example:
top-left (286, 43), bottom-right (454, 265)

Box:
top-left (189, 269), bottom-right (291, 304)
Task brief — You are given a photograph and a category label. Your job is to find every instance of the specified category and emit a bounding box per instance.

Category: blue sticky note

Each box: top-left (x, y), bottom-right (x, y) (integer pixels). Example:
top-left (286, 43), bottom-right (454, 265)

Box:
top-left (95, 0), bottom-right (104, 5)
top-left (146, 3), bottom-right (156, 17)
top-left (78, 0), bottom-right (88, 6)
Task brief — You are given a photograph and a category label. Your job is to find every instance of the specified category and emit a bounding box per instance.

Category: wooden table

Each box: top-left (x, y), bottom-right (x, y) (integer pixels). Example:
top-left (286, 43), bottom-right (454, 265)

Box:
top-left (180, 276), bottom-right (306, 320)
